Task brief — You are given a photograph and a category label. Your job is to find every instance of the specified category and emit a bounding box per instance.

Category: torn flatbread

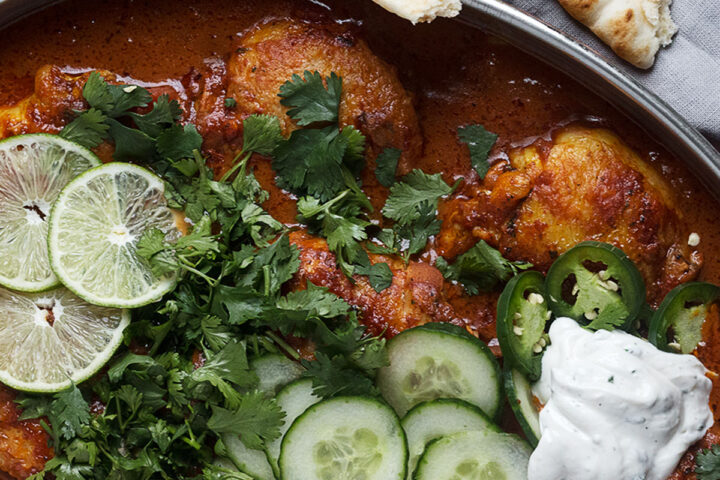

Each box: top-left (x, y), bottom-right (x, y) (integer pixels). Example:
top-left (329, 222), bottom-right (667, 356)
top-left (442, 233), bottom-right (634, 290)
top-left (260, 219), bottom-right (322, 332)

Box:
top-left (558, 0), bottom-right (678, 69)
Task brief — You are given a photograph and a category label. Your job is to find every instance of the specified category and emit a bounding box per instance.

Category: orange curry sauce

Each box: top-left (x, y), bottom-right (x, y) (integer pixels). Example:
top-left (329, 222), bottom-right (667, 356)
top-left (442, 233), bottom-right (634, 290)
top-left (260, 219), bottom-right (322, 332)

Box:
top-left (1, 0), bottom-right (720, 477)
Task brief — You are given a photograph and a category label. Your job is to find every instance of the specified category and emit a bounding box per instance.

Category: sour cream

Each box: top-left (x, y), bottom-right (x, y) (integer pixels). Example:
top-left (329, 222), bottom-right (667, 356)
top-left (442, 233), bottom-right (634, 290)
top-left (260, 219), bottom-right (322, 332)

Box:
top-left (528, 317), bottom-right (713, 480)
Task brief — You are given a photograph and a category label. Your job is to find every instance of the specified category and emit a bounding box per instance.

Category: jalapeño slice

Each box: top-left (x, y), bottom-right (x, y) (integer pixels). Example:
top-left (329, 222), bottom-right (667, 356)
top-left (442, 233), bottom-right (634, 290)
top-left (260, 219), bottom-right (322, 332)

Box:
top-left (649, 282), bottom-right (720, 354)
top-left (545, 241), bottom-right (645, 331)
top-left (496, 271), bottom-right (550, 380)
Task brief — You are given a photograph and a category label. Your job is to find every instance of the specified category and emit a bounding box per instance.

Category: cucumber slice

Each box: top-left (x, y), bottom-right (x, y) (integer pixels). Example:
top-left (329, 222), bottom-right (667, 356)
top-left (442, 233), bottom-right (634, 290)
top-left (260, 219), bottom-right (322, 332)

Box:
top-left (377, 324), bottom-right (502, 418)
top-left (402, 398), bottom-right (498, 479)
top-left (415, 430), bottom-right (531, 480)
top-left (504, 367), bottom-right (541, 447)
top-left (212, 457), bottom-right (253, 479)
top-left (266, 378), bottom-right (321, 474)
top-left (251, 353), bottom-right (304, 395)
top-left (279, 396), bottom-right (407, 480)
top-left (221, 433), bottom-right (275, 480)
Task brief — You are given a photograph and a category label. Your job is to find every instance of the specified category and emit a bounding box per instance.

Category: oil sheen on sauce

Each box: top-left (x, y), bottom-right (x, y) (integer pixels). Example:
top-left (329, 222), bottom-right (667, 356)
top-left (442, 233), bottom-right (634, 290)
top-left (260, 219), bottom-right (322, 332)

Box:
top-left (530, 318), bottom-right (713, 480)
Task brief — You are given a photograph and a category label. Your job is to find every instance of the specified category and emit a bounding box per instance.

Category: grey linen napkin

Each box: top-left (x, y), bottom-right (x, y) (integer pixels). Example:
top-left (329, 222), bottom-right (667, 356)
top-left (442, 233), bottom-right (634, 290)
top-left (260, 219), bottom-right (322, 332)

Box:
top-left (503, 0), bottom-right (720, 146)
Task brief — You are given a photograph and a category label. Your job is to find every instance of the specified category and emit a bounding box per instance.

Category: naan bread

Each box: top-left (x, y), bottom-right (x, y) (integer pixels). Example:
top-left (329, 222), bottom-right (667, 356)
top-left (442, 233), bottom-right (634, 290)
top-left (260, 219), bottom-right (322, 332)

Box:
top-left (372, 0), bottom-right (461, 24)
top-left (558, 0), bottom-right (678, 69)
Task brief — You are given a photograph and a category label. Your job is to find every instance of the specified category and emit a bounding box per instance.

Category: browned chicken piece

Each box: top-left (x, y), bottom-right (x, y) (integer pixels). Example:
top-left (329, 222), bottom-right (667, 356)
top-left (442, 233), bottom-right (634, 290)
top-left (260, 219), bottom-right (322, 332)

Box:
top-left (0, 387), bottom-right (52, 479)
top-left (287, 230), bottom-right (462, 338)
top-left (0, 65), bottom-right (90, 138)
top-left (0, 65), bottom-right (188, 160)
top-left (194, 19), bottom-right (422, 190)
top-left (437, 126), bottom-right (702, 305)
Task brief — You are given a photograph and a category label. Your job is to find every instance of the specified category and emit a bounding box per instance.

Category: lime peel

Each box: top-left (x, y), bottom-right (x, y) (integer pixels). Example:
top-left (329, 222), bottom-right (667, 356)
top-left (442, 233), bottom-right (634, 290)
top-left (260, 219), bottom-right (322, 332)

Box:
top-left (0, 134), bottom-right (100, 292)
top-left (0, 286), bottom-right (129, 393)
top-left (48, 162), bottom-right (180, 308)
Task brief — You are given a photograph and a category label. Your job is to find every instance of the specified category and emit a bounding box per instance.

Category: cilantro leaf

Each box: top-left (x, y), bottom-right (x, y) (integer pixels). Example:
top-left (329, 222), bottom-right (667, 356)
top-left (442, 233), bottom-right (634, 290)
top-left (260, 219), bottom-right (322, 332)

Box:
top-left (242, 114), bottom-right (283, 156)
top-left (341, 125), bottom-right (366, 165)
top-left (297, 191), bottom-right (370, 276)
top-left (81, 71), bottom-right (116, 111)
top-left (382, 169), bottom-right (457, 223)
top-left (279, 71), bottom-right (342, 126)
top-left (436, 240), bottom-right (532, 295)
top-left (156, 123), bottom-right (203, 161)
top-left (129, 94), bottom-right (182, 137)
top-left (354, 251), bottom-right (393, 293)
top-left (277, 281), bottom-right (353, 320)
top-left (207, 391), bottom-right (285, 449)
top-left (59, 108), bottom-right (109, 148)
top-left (374, 147), bottom-right (401, 187)
top-left (302, 352), bottom-right (378, 398)
top-left (52, 386), bottom-right (91, 441)
top-left (273, 127), bottom-right (348, 201)
top-left (229, 235), bottom-right (300, 296)
top-left (457, 124), bottom-right (498, 179)
top-left (380, 169), bottom-right (460, 259)
top-left (137, 215), bottom-right (219, 279)
top-left (697, 444), bottom-right (720, 480)
top-left (105, 118), bottom-right (156, 161)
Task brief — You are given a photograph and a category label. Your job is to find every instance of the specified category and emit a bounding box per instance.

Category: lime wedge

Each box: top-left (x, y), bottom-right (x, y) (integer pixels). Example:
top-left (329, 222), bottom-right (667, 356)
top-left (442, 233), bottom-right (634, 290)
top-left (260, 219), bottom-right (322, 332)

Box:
top-left (48, 162), bottom-right (180, 308)
top-left (0, 134), bottom-right (100, 292)
top-left (0, 286), bottom-right (129, 392)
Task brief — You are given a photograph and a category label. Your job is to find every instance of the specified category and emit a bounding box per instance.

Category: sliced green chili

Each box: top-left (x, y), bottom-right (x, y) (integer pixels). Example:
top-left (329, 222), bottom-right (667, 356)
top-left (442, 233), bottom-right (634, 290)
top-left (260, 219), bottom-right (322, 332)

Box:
top-left (649, 282), bottom-right (720, 354)
top-left (544, 241), bottom-right (645, 331)
top-left (496, 271), bottom-right (551, 381)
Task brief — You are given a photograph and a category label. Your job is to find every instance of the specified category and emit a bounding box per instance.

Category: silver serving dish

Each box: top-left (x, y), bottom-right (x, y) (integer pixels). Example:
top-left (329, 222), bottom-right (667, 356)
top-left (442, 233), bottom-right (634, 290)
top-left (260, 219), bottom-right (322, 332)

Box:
top-left (1, 0), bottom-right (719, 196)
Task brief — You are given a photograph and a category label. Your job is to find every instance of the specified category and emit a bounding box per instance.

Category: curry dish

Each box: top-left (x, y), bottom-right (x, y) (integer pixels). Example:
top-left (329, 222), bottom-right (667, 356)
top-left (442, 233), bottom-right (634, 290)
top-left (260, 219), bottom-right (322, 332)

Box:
top-left (0, 0), bottom-right (719, 478)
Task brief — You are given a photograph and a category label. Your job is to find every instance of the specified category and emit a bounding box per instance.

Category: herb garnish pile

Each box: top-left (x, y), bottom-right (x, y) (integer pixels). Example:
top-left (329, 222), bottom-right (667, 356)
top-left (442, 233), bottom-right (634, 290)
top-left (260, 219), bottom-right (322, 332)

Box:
top-left (18, 69), bottom-right (507, 479)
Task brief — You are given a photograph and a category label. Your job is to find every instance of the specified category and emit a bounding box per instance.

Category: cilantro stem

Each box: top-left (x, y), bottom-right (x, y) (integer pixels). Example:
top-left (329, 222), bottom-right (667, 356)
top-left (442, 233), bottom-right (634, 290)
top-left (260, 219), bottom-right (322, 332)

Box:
top-left (266, 331), bottom-right (301, 361)
top-left (219, 151), bottom-right (252, 183)
top-left (177, 257), bottom-right (218, 287)
top-left (263, 265), bottom-right (271, 297)
top-left (182, 419), bottom-right (202, 450)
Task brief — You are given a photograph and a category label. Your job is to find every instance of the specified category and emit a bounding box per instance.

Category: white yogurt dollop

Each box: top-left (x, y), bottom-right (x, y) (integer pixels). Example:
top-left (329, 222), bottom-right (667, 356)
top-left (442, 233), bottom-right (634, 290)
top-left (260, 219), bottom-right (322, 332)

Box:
top-left (529, 317), bottom-right (713, 480)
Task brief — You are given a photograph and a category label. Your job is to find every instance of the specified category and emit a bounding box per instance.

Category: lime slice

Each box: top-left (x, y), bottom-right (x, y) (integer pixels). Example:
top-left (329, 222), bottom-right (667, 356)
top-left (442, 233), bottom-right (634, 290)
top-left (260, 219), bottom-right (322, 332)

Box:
top-left (0, 134), bottom-right (100, 292)
top-left (48, 162), bottom-right (180, 308)
top-left (0, 286), bottom-right (129, 392)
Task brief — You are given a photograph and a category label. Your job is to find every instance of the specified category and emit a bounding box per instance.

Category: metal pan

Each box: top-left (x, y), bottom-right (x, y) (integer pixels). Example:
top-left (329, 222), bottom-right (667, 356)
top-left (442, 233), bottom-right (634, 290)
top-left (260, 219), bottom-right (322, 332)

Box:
top-left (1, 0), bottom-right (719, 195)
top-left (459, 0), bottom-right (720, 196)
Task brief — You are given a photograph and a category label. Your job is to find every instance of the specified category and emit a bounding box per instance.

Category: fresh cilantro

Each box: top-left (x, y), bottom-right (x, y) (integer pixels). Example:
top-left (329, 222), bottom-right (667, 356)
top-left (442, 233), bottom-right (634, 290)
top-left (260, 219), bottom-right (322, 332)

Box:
top-left (379, 169), bottom-right (461, 260)
top-left (374, 147), bottom-right (401, 187)
top-left (302, 352), bottom-right (377, 397)
top-left (137, 215), bottom-right (220, 282)
top-left (697, 444), bottom-right (720, 480)
top-left (241, 114), bottom-right (283, 156)
top-left (341, 125), bottom-right (366, 163)
top-left (58, 108), bottom-right (108, 146)
top-left (279, 71), bottom-right (342, 126)
top-left (224, 97), bottom-right (237, 109)
top-left (23, 69), bottom-right (395, 480)
top-left (297, 191), bottom-right (370, 277)
top-left (457, 124), bottom-right (498, 179)
top-left (60, 72), bottom-right (199, 164)
top-left (354, 251), bottom-right (393, 292)
top-left (207, 391), bottom-right (285, 449)
top-left (156, 123), bottom-right (204, 161)
top-left (436, 240), bottom-right (532, 294)
top-left (301, 319), bottom-right (388, 398)
top-left (18, 384), bottom-right (90, 444)
top-left (276, 281), bottom-right (353, 320)
top-left (382, 169), bottom-right (457, 222)
top-left (273, 127), bottom-right (348, 200)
